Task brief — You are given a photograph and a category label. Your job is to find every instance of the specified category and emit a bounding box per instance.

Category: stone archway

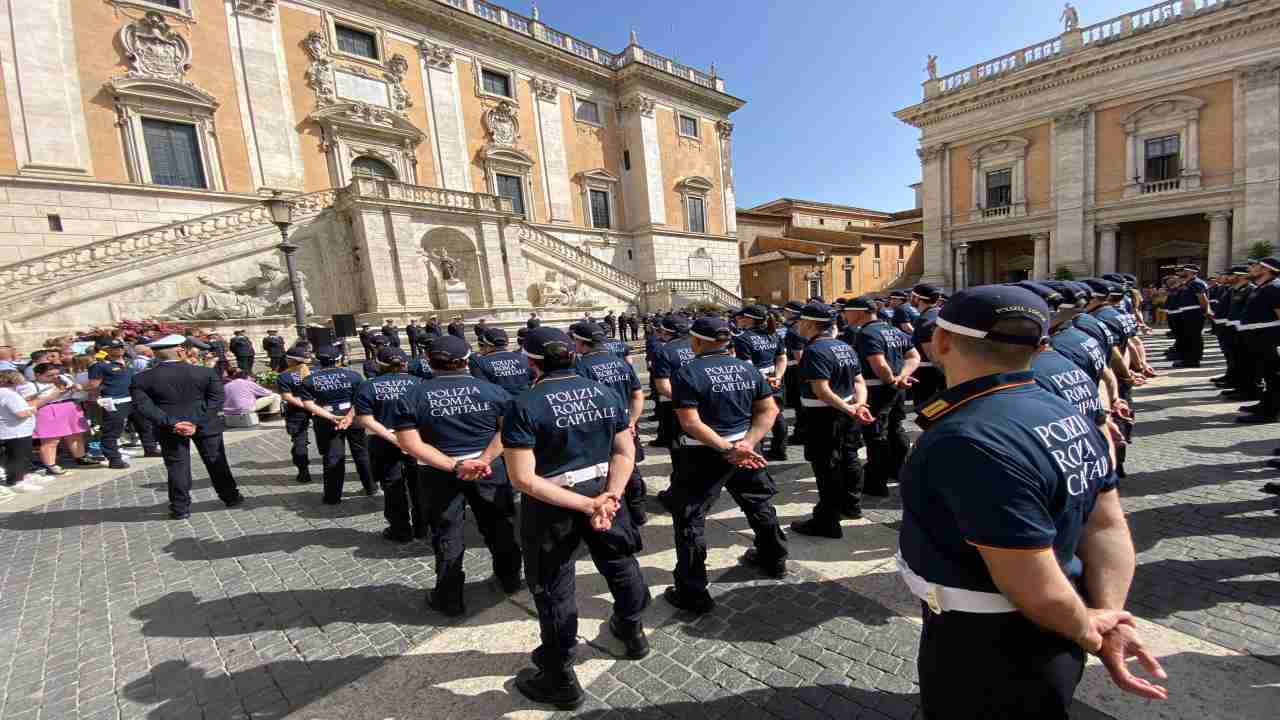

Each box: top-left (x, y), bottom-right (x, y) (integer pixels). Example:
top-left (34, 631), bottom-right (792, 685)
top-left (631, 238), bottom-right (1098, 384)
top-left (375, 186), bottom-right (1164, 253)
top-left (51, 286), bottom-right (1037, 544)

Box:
top-left (420, 227), bottom-right (485, 308)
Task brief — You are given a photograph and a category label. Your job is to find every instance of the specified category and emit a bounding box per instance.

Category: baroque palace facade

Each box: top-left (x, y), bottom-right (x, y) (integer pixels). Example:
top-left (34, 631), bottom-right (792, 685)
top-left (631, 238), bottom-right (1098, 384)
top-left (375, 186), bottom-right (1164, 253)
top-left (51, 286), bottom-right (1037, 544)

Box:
top-left (896, 0), bottom-right (1280, 290)
top-left (0, 0), bottom-right (743, 348)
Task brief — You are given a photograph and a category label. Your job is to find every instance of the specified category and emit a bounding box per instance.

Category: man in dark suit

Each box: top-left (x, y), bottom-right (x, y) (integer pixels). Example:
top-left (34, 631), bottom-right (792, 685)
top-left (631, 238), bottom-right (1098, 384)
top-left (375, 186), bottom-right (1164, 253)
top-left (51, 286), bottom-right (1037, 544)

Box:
top-left (229, 330), bottom-right (255, 374)
top-left (131, 335), bottom-right (243, 520)
top-left (448, 315), bottom-right (466, 339)
top-left (406, 319), bottom-right (422, 358)
top-left (263, 329), bottom-right (286, 372)
top-left (382, 319), bottom-right (401, 348)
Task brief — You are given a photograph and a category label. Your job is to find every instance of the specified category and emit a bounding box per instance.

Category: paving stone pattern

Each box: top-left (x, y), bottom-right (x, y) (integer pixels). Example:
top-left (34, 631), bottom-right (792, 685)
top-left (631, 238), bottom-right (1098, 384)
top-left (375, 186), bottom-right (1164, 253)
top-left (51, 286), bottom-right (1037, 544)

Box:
top-left (0, 336), bottom-right (1275, 720)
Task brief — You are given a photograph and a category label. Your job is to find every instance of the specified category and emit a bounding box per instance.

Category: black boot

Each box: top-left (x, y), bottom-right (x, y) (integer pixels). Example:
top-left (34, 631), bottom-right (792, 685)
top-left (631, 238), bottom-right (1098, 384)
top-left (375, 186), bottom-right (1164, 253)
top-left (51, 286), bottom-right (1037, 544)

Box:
top-left (608, 616), bottom-right (649, 659)
top-left (295, 468), bottom-right (312, 484)
top-left (740, 548), bottom-right (787, 579)
top-left (514, 667), bottom-right (584, 710)
top-left (427, 589), bottom-right (465, 617)
top-left (790, 518), bottom-right (842, 539)
top-left (662, 586), bottom-right (715, 615)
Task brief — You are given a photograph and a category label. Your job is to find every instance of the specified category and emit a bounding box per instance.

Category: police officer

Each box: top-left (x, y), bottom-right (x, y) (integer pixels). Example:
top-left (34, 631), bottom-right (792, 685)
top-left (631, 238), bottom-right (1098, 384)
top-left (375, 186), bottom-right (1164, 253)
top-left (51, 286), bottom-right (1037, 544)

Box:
top-left (448, 315), bottom-right (466, 339)
top-left (1221, 265), bottom-right (1261, 400)
top-left (361, 334), bottom-right (387, 378)
top-left (840, 296), bottom-right (919, 497)
top-left (406, 319), bottom-right (422, 358)
top-left (651, 314), bottom-right (695, 450)
top-left (381, 318), bottom-right (401, 348)
top-left (909, 284), bottom-right (945, 407)
top-left (780, 300), bottom-right (808, 438)
top-left (299, 345), bottom-right (374, 504)
top-left (791, 302), bottom-right (874, 538)
top-left (572, 321), bottom-right (648, 525)
top-left (228, 330), bottom-right (254, 374)
top-left (130, 335), bottom-right (244, 520)
top-left (1169, 265), bottom-right (1209, 367)
top-left (891, 290), bottom-right (920, 333)
top-left (354, 347), bottom-right (426, 542)
top-left (603, 331), bottom-right (631, 360)
top-left (1021, 283), bottom-right (1111, 421)
top-left (88, 338), bottom-right (159, 469)
top-left (470, 327), bottom-right (532, 396)
top-left (1038, 283), bottom-right (1112, 411)
top-left (665, 316), bottom-right (788, 614)
top-left (503, 328), bottom-right (650, 709)
top-left (263, 329), bottom-right (286, 372)
top-left (392, 336), bottom-right (522, 614)
top-left (1236, 257), bottom-right (1280, 424)
top-left (732, 305), bottom-right (789, 461)
top-left (276, 344), bottom-right (314, 484)
top-left (897, 285), bottom-right (1166, 719)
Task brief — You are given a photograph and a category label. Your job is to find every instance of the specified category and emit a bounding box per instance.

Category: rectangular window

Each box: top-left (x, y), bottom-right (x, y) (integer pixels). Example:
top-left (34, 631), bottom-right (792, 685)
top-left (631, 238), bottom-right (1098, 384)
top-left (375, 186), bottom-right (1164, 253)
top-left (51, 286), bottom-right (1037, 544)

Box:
top-left (986, 168), bottom-right (1012, 208)
top-left (874, 243), bottom-right (881, 259)
top-left (47, 214), bottom-right (63, 232)
top-left (495, 173), bottom-right (525, 216)
top-left (1144, 135), bottom-right (1180, 181)
top-left (148, 0), bottom-right (183, 7)
top-left (679, 114), bottom-right (700, 139)
top-left (686, 196), bottom-right (706, 233)
top-left (335, 25), bottom-right (378, 60)
top-left (623, 150), bottom-right (631, 171)
top-left (897, 259), bottom-right (906, 276)
top-left (872, 259), bottom-right (882, 279)
top-left (575, 99), bottom-right (601, 125)
top-left (482, 69), bottom-right (512, 98)
top-left (142, 118), bottom-right (206, 189)
top-left (843, 262), bottom-right (853, 292)
top-left (589, 189), bottom-right (611, 229)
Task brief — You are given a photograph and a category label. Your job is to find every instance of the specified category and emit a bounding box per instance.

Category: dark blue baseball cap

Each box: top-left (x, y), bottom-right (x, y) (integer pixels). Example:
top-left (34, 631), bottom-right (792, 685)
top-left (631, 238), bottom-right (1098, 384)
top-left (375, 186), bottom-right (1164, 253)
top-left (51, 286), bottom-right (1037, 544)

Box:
top-left (478, 327), bottom-right (509, 347)
top-left (1044, 280), bottom-right (1086, 307)
top-left (936, 285), bottom-right (1050, 347)
top-left (1011, 281), bottom-right (1065, 310)
top-left (523, 327), bottom-right (573, 360)
top-left (1260, 257), bottom-right (1280, 274)
top-left (661, 314), bottom-right (692, 334)
top-left (569, 321), bottom-right (607, 343)
top-left (375, 347), bottom-right (408, 365)
top-left (369, 334), bottom-right (389, 347)
top-left (1231, 264), bottom-right (1250, 276)
top-left (841, 296), bottom-right (876, 312)
top-left (912, 283), bottom-right (942, 301)
top-left (284, 344), bottom-right (311, 362)
top-left (1101, 273), bottom-right (1127, 285)
top-left (798, 302), bottom-right (836, 322)
top-left (428, 335), bottom-right (470, 362)
top-left (889, 290), bottom-right (909, 300)
top-left (315, 344), bottom-right (342, 361)
top-left (1083, 278), bottom-right (1123, 298)
top-left (742, 304), bottom-right (769, 321)
top-left (783, 300), bottom-right (805, 314)
top-left (690, 316), bottom-right (732, 342)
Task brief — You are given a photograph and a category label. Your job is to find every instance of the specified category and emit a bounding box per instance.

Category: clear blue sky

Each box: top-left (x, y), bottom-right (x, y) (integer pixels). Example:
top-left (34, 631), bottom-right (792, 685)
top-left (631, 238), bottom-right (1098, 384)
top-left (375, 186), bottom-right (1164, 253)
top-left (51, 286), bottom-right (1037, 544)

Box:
top-left (532, 0), bottom-right (1142, 212)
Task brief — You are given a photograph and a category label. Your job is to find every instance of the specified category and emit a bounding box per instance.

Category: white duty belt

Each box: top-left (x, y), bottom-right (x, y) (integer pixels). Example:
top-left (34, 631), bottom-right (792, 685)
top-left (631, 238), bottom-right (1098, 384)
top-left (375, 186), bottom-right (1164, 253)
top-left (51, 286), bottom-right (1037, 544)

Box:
top-left (680, 429), bottom-right (747, 448)
top-left (419, 449), bottom-right (482, 468)
top-left (757, 365), bottom-right (777, 377)
top-left (545, 462), bottom-right (608, 488)
top-left (895, 551), bottom-right (1016, 615)
top-left (801, 394), bottom-right (853, 408)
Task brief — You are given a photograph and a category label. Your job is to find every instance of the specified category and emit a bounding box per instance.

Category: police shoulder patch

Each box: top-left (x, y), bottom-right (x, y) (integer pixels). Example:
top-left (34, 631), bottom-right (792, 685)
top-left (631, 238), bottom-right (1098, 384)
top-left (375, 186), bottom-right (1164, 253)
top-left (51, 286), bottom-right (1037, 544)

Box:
top-left (920, 398), bottom-right (949, 418)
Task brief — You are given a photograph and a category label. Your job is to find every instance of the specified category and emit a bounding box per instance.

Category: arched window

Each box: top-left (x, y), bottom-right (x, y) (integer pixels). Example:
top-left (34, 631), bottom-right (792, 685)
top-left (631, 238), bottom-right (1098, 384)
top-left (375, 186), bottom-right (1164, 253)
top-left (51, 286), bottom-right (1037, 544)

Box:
top-left (351, 156), bottom-right (397, 180)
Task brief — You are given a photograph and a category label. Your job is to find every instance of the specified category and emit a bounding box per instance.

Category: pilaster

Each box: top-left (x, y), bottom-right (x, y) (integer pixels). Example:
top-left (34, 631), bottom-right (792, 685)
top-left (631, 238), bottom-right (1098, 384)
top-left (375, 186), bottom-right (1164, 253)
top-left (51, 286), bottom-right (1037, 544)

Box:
top-left (1051, 107), bottom-right (1090, 275)
top-left (717, 121), bottom-right (737, 235)
top-left (918, 144), bottom-right (947, 286)
top-left (420, 44), bottom-right (471, 191)
top-left (1032, 232), bottom-right (1051, 280)
top-left (1096, 224), bottom-right (1119, 275)
top-left (227, 3), bottom-right (305, 190)
top-left (530, 79), bottom-right (573, 223)
top-left (1205, 211), bottom-right (1232, 275)
top-left (1242, 62), bottom-right (1280, 261)
top-left (620, 94), bottom-right (666, 227)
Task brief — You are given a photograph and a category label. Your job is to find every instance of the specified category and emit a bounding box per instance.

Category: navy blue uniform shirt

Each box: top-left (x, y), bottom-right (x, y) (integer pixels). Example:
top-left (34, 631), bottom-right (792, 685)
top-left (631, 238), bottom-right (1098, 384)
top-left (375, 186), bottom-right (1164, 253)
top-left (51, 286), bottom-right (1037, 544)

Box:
top-left (849, 320), bottom-right (913, 381)
top-left (1032, 348), bottom-right (1103, 417)
top-left (900, 372), bottom-right (1117, 593)
top-left (876, 307), bottom-right (894, 323)
top-left (502, 370), bottom-right (630, 478)
top-left (672, 351), bottom-right (772, 438)
top-left (652, 336), bottom-right (696, 381)
top-left (604, 338), bottom-right (631, 359)
top-left (298, 367), bottom-right (364, 414)
top-left (1093, 305), bottom-right (1136, 346)
top-left (276, 370), bottom-right (308, 417)
top-left (393, 374), bottom-right (512, 457)
top-left (1072, 312), bottom-right (1115, 354)
top-left (783, 323), bottom-right (806, 363)
top-left (912, 307), bottom-right (941, 358)
top-left (88, 360), bottom-right (133, 399)
top-left (353, 372), bottom-right (423, 429)
top-left (892, 304), bottom-right (920, 328)
top-left (407, 358), bottom-right (434, 381)
top-left (1049, 325), bottom-right (1106, 386)
top-left (1178, 278), bottom-right (1210, 319)
top-left (575, 350), bottom-right (641, 407)
top-left (1241, 279), bottom-right (1280, 337)
top-left (361, 358), bottom-right (379, 378)
top-left (469, 350), bottom-right (532, 396)
top-left (798, 336), bottom-right (862, 404)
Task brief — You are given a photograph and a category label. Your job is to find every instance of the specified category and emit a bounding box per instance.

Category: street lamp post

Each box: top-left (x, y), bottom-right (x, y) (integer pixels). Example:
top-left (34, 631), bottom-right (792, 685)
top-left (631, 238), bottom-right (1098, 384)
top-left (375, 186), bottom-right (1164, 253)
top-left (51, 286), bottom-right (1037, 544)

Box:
top-left (816, 249), bottom-right (828, 299)
top-left (265, 192), bottom-right (307, 342)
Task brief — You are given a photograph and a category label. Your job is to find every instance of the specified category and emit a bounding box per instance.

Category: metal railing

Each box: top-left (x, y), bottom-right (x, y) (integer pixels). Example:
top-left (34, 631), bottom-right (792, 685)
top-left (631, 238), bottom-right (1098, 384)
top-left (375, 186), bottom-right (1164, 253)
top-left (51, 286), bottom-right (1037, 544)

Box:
top-left (0, 189), bottom-right (340, 306)
top-left (932, 0), bottom-right (1229, 98)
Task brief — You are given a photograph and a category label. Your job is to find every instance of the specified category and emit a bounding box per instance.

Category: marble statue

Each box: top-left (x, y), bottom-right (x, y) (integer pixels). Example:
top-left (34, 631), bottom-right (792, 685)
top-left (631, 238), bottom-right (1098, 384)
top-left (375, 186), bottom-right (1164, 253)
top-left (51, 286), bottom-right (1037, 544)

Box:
top-left (1060, 3), bottom-right (1079, 32)
top-left (531, 270), bottom-right (578, 307)
top-left (434, 248), bottom-right (461, 283)
top-left (168, 262), bottom-right (313, 320)
top-left (926, 54), bottom-right (938, 80)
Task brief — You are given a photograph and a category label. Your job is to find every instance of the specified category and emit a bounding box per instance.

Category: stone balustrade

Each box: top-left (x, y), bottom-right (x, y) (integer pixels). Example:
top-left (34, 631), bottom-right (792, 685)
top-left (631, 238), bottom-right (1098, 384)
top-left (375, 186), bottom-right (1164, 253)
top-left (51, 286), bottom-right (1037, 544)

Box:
top-left (431, 0), bottom-right (724, 91)
top-left (645, 278), bottom-right (743, 308)
top-left (928, 0), bottom-right (1228, 99)
top-left (347, 178), bottom-right (513, 212)
top-left (516, 223), bottom-right (643, 295)
top-left (0, 189), bottom-right (339, 305)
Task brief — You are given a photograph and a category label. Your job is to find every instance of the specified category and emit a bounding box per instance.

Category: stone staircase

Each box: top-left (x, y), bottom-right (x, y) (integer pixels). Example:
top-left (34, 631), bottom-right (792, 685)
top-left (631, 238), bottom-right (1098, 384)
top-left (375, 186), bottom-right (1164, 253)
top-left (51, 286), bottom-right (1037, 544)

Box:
top-left (514, 222), bottom-right (643, 296)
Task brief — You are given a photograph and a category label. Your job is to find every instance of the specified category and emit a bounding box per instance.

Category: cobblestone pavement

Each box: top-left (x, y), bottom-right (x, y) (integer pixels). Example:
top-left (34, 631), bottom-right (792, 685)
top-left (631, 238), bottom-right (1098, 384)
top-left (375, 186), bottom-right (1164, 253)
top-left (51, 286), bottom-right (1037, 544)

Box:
top-left (0, 336), bottom-right (1277, 720)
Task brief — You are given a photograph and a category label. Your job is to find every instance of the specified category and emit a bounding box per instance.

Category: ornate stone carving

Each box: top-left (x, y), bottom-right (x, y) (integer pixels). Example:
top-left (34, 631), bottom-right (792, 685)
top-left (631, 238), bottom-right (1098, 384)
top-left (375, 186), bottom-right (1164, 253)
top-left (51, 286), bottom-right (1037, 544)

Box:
top-left (385, 54), bottom-right (412, 113)
top-left (483, 101), bottom-right (520, 146)
top-left (1243, 60), bottom-right (1280, 89)
top-left (166, 263), bottom-right (313, 320)
top-left (620, 94), bottom-right (655, 117)
top-left (716, 120), bottom-right (734, 139)
top-left (233, 0), bottom-right (277, 19)
top-left (531, 269), bottom-right (579, 307)
top-left (118, 12), bottom-right (192, 82)
top-left (530, 77), bottom-right (557, 102)
top-left (1052, 105), bottom-right (1090, 129)
top-left (419, 41), bottom-right (454, 71)
top-left (1060, 3), bottom-right (1079, 32)
top-left (916, 144), bottom-right (944, 163)
top-left (302, 31), bottom-right (336, 107)
top-left (925, 54), bottom-right (938, 80)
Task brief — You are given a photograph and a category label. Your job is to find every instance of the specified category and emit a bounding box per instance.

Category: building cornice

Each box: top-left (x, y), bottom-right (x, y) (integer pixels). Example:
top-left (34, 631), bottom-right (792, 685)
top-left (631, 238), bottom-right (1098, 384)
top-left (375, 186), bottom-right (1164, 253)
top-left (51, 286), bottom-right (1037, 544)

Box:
top-left (895, 1), bottom-right (1280, 129)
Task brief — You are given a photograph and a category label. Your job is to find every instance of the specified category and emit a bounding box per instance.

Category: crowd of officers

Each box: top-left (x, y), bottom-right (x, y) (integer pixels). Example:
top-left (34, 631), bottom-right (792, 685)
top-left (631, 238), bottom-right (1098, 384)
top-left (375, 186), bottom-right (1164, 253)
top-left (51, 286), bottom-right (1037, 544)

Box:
top-left (108, 253), bottom-right (1280, 716)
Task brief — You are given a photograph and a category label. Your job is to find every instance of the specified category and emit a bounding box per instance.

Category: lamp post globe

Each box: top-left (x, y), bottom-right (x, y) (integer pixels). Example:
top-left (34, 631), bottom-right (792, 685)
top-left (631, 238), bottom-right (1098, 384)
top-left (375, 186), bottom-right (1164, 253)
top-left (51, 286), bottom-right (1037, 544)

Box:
top-left (265, 191), bottom-right (307, 342)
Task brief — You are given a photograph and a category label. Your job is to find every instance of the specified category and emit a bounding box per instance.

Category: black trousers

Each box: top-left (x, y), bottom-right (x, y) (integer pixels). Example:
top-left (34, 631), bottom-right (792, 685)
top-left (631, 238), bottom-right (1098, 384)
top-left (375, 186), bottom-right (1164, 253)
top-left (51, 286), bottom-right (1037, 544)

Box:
top-left (918, 603), bottom-right (1084, 719)
top-left (1247, 334), bottom-right (1280, 417)
top-left (99, 402), bottom-right (158, 461)
top-left (283, 412), bottom-right (311, 476)
top-left (234, 355), bottom-right (254, 374)
top-left (767, 392), bottom-right (787, 452)
top-left (784, 364), bottom-right (805, 435)
top-left (911, 365), bottom-right (944, 408)
top-left (862, 386), bottom-right (909, 492)
top-left (312, 419), bottom-right (372, 503)
top-left (426, 461), bottom-right (521, 606)
top-left (802, 407), bottom-right (864, 527)
top-left (1176, 313), bottom-right (1205, 365)
top-left (160, 430), bottom-right (240, 516)
top-left (521, 475), bottom-right (648, 676)
top-left (1, 436), bottom-right (32, 486)
top-left (670, 446), bottom-right (786, 602)
top-left (370, 437), bottom-right (427, 537)
top-left (655, 400), bottom-right (677, 446)
top-left (269, 355), bottom-right (286, 372)
top-left (1166, 311), bottom-right (1182, 356)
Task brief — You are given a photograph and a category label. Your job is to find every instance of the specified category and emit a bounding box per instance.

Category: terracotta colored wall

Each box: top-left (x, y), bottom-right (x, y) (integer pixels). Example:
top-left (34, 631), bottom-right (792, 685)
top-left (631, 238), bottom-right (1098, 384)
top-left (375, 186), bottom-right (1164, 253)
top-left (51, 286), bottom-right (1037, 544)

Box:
top-left (656, 109), bottom-right (724, 235)
top-left (561, 91), bottom-right (625, 228)
top-left (457, 61), bottom-right (547, 221)
top-left (279, 6), bottom-right (332, 191)
top-left (1095, 79), bottom-right (1234, 203)
top-left (72, 0), bottom-right (253, 190)
top-left (1023, 123), bottom-right (1051, 212)
top-left (0, 63), bottom-right (16, 175)
top-left (948, 141), bottom-right (973, 219)
top-left (741, 259), bottom-right (792, 303)
top-left (1131, 215), bottom-right (1209, 256)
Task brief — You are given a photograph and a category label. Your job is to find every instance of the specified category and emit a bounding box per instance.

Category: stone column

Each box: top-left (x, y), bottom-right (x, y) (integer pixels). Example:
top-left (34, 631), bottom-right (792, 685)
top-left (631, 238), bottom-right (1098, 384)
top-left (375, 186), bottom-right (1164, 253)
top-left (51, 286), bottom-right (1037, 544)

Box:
top-left (477, 217), bottom-right (514, 305)
top-left (420, 42), bottom-right (471, 191)
top-left (1096, 224), bottom-right (1119, 275)
top-left (1032, 232), bottom-right (1050, 280)
top-left (1052, 107), bottom-right (1090, 275)
top-left (984, 244), bottom-right (996, 284)
top-left (1117, 233), bottom-right (1137, 275)
top-left (619, 94), bottom-right (667, 227)
top-left (1241, 62), bottom-right (1280, 262)
top-left (1206, 211), bottom-right (1232, 276)
top-left (530, 78), bottom-right (573, 222)
top-left (227, 2), bottom-right (305, 190)
top-left (717, 121), bottom-right (737, 235)
top-left (955, 243), bottom-right (969, 290)
top-left (918, 144), bottom-right (947, 286)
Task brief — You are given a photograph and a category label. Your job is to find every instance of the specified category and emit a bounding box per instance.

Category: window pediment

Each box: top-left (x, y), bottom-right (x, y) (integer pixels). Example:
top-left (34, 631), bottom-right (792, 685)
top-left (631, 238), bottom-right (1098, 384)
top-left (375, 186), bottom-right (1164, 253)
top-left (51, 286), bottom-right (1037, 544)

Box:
top-left (483, 145), bottom-right (534, 168)
top-left (968, 135), bottom-right (1029, 167)
top-left (676, 176), bottom-right (714, 193)
top-left (577, 168), bottom-right (619, 185)
top-left (309, 102), bottom-right (424, 144)
top-left (106, 77), bottom-right (218, 113)
top-left (1122, 95), bottom-right (1205, 132)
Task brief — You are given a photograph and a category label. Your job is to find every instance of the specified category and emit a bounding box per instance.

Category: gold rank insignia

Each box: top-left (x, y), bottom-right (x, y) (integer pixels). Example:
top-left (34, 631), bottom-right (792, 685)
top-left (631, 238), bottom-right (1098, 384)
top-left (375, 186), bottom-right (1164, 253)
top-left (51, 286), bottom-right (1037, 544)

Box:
top-left (920, 398), bottom-right (950, 419)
